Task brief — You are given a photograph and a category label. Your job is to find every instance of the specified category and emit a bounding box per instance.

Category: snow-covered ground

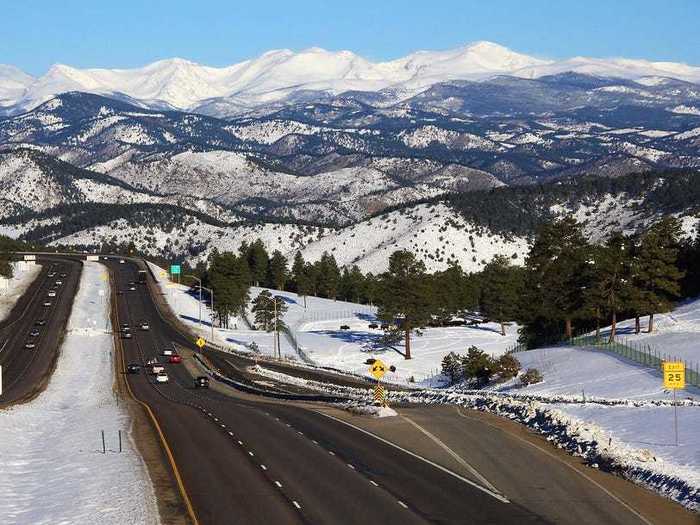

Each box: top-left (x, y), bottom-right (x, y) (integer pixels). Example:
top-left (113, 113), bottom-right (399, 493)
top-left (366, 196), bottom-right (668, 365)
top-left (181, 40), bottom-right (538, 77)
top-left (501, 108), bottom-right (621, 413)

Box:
top-left (0, 261), bottom-right (41, 322)
top-left (0, 262), bottom-right (159, 524)
top-left (150, 263), bottom-right (517, 386)
top-left (482, 299), bottom-right (700, 508)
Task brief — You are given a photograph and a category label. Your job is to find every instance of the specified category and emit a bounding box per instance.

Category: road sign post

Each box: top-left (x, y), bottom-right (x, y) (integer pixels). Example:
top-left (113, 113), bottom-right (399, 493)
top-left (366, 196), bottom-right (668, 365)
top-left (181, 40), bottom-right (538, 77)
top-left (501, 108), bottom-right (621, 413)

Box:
top-left (170, 264), bottom-right (181, 284)
top-left (663, 361), bottom-right (685, 446)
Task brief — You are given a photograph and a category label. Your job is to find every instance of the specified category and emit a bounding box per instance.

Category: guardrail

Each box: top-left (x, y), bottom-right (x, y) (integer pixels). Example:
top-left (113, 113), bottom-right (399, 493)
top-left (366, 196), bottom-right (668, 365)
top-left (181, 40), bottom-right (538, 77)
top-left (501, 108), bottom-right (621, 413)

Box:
top-left (192, 353), bottom-right (350, 403)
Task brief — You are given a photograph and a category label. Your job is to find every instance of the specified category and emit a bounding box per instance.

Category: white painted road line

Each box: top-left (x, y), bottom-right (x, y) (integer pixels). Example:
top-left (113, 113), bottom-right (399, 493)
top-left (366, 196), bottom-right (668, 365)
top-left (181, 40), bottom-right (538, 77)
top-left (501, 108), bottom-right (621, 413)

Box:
top-left (370, 480), bottom-right (379, 487)
top-left (347, 464), bottom-right (355, 470)
top-left (248, 451), bottom-right (254, 457)
top-left (328, 451), bottom-right (335, 456)
top-left (401, 414), bottom-right (501, 495)
top-left (260, 465), bottom-right (267, 470)
top-left (275, 481), bottom-right (283, 488)
top-left (293, 501), bottom-right (301, 510)
top-left (315, 411), bottom-right (510, 504)
top-left (398, 501), bottom-right (408, 509)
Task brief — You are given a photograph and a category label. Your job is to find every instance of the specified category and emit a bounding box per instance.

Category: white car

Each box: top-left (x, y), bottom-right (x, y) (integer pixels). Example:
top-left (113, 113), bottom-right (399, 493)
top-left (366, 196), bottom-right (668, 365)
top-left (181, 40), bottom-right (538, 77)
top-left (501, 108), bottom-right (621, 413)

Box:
top-left (25, 342), bottom-right (37, 349)
top-left (47, 291), bottom-right (57, 297)
top-left (150, 365), bottom-right (165, 375)
top-left (140, 322), bottom-right (150, 330)
top-left (43, 301), bottom-right (52, 307)
top-left (119, 259), bottom-right (125, 264)
top-left (155, 373), bottom-right (169, 383)
top-left (162, 349), bottom-right (174, 357)
top-left (55, 280), bottom-right (63, 285)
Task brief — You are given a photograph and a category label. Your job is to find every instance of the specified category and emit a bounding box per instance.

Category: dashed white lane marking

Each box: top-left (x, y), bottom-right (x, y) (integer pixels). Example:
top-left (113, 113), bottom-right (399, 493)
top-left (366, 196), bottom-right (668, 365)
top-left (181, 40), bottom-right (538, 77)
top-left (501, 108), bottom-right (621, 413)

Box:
top-left (248, 451), bottom-right (255, 457)
top-left (328, 451), bottom-right (335, 456)
top-left (370, 480), bottom-right (379, 487)
top-left (261, 465), bottom-right (267, 471)
top-left (398, 501), bottom-right (408, 509)
top-left (275, 481), bottom-right (283, 488)
top-left (286, 423), bottom-right (291, 427)
top-left (312, 440), bottom-right (318, 445)
top-left (237, 440), bottom-right (243, 446)
top-left (228, 431), bottom-right (234, 436)
top-left (315, 411), bottom-right (510, 504)
top-left (220, 424), bottom-right (226, 428)
top-left (297, 431), bottom-right (304, 436)
top-left (293, 501), bottom-right (301, 510)
top-left (347, 464), bottom-right (355, 470)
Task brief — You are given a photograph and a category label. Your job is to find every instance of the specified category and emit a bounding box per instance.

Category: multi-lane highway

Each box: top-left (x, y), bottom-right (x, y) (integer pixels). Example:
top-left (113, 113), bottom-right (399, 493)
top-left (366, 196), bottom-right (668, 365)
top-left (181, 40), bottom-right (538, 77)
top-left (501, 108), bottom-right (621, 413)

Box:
top-left (0, 257), bottom-right (82, 406)
top-left (106, 256), bottom-right (683, 525)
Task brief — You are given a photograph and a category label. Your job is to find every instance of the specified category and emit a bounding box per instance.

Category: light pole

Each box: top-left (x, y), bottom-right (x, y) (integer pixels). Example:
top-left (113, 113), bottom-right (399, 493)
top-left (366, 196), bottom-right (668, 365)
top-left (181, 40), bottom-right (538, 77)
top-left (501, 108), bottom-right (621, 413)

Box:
top-left (200, 285), bottom-right (215, 342)
top-left (256, 294), bottom-right (280, 359)
top-left (184, 275), bottom-right (202, 330)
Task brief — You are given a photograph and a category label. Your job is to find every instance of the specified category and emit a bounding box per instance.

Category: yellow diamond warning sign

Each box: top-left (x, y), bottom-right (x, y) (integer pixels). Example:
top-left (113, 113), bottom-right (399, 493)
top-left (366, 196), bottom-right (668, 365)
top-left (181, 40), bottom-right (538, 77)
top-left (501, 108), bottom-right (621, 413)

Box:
top-left (196, 337), bottom-right (206, 349)
top-left (370, 358), bottom-right (387, 379)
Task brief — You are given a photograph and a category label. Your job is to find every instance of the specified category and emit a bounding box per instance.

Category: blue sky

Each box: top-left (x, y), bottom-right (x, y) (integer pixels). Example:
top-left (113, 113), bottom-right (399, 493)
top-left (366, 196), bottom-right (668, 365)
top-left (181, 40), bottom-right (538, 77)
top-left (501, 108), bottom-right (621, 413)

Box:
top-left (3, 0), bottom-right (699, 75)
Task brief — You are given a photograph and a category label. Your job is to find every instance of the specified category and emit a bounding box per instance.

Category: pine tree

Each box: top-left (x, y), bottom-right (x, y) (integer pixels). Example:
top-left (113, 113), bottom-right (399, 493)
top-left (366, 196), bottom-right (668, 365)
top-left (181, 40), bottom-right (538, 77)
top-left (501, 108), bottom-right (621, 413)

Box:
top-left (635, 217), bottom-right (684, 332)
top-left (441, 352), bottom-right (463, 384)
top-left (318, 252), bottom-right (341, 299)
top-left (245, 239), bottom-right (269, 286)
top-left (376, 250), bottom-right (433, 360)
top-left (252, 290), bottom-right (288, 331)
top-left (266, 250), bottom-right (289, 291)
top-left (291, 251), bottom-right (306, 292)
top-left (589, 232), bottom-right (634, 343)
top-left (522, 217), bottom-right (589, 342)
top-left (480, 255), bottom-right (524, 336)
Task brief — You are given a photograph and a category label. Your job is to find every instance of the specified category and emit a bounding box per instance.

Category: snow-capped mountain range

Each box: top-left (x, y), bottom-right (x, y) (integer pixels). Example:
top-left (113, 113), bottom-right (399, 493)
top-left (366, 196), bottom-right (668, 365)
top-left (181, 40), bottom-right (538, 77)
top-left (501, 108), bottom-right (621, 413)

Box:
top-left (3, 41), bottom-right (700, 115)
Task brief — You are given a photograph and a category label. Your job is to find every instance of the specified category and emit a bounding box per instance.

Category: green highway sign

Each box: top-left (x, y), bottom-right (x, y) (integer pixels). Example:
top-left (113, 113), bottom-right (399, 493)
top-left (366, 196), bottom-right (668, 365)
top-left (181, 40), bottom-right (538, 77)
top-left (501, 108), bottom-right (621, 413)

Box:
top-left (170, 264), bottom-right (181, 275)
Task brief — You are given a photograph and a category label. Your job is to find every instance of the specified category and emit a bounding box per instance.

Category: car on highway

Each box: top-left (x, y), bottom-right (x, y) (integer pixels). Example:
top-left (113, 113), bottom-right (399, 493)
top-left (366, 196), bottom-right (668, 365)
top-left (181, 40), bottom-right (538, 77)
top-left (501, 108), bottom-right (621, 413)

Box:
top-left (169, 354), bottom-right (183, 364)
top-left (119, 259), bottom-right (125, 264)
top-left (35, 319), bottom-right (46, 326)
top-left (47, 291), bottom-right (57, 297)
top-left (127, 363), bottom-right (141, 374)
top-left (43, 301), bottom-right (52, 307)
top-left (29, 329), bottom-right (40, 337)
top-left (194, 376), bottom-right (209, 388)
top-left (55, 280), bottom-right (63, 285)
top-left (122, 331), bottom-right (132, 339)
top-left (121, 323), bottom-right (130, 331)
top-left (48, 272), bottom-right (56, 278)
top-left (140, 322), bottom-right (150, 330)
top-left (60, 273), bottom-right (67, 278)
top-left (340, 324), bottom-right (350, 330)
top-left (129, 285), bottom-right (136, 291)
top-left (25, 341), bottom-right (37, 349)
top-left (155, 372), bottom-right (169, 383)
top-left (162, 349), bottom-right (174, 357)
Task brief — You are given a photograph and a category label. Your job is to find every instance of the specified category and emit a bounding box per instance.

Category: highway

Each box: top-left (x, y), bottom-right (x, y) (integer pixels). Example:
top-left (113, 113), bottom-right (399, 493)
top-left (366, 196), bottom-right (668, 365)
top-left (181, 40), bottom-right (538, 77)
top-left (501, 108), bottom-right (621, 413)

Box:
top-left (0, 257), bottom-right (82, 406)
top-left (107, 257), bottom-right (679, 525)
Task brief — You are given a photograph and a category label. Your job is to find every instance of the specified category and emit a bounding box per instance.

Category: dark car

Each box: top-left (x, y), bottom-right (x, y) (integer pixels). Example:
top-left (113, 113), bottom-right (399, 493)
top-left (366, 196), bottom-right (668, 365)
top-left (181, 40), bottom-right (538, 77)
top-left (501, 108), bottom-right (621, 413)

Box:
top-left (340, 324), bottom-right (350, 330)
top-left (29, 329), bottom-right (40, 337)
top-left (194, 376), bottom-right (209, 388)
top-left (122, 331), bottom-right (132, 339)
top-left (127, 363), bottom-right (141, 374)
top-left (35, 319), bottom-right (47, 326)
top-left (368, 323), bottom-right (379, 329)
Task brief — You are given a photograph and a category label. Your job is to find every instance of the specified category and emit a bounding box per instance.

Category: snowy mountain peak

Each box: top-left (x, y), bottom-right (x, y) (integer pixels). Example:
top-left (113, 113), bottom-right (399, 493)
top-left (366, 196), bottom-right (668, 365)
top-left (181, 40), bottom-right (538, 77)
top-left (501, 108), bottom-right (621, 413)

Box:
top-left (1, 42), bottom-right (699, 116)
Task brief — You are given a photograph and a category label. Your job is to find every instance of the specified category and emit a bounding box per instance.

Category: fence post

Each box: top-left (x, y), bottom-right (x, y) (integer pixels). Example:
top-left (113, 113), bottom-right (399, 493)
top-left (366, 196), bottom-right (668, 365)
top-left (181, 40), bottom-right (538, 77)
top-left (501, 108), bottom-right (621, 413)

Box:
top-left (118, 430), bottom-right (122, 453)
top-left (101, 430), bottom-right (106, 454)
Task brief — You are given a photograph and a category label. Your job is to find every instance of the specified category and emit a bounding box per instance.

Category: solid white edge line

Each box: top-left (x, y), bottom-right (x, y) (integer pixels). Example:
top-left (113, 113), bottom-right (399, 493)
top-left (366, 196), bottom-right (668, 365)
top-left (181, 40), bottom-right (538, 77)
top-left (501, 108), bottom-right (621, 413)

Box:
top-left (401, 414), bottom-right (501, 494)
top-left (315, 411), bottom-right (510, 504)
top-left (455, 407), bottom-right (654, 525)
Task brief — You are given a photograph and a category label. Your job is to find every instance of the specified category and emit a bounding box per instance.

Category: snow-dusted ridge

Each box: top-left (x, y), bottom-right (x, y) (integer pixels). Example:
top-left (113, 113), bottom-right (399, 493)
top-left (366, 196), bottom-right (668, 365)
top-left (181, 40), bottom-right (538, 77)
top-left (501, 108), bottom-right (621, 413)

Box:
top-left (2, 41), bottom-right (700, 114)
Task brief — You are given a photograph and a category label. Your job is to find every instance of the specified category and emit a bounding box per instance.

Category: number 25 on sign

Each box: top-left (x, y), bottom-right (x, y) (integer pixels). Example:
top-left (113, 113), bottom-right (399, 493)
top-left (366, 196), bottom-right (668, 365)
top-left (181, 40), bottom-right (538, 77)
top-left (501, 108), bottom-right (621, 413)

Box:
top-left (663, 362), bottom-right (685, 389)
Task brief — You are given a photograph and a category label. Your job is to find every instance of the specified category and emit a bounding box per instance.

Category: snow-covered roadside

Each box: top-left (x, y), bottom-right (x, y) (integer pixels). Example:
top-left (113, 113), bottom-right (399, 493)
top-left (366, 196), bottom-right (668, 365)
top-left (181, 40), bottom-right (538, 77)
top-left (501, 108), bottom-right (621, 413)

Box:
top-left (147, 262), bottom-right (517, 386)
top-left (0, 261), bottom-right (41, 322)
top-left (0, 262), bottom-right (160, 524)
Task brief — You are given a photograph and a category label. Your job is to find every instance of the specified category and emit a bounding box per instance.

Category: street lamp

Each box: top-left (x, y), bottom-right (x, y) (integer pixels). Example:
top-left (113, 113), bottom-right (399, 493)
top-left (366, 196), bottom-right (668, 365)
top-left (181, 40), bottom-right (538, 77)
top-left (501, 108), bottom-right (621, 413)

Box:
top-left (256, 293), bottom-right (281, 360)
top-left (184, 275), bottom-right (202, 329)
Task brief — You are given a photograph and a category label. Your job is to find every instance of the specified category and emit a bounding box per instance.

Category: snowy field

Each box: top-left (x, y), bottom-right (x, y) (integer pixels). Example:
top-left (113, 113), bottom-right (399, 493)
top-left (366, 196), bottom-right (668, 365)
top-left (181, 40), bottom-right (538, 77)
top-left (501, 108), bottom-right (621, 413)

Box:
top-left (0, 262), bottom-right (159, 524)
top-left (0, 261), bottom-right (41, 322)
top-left (150, 263), bottom-right (517, 386)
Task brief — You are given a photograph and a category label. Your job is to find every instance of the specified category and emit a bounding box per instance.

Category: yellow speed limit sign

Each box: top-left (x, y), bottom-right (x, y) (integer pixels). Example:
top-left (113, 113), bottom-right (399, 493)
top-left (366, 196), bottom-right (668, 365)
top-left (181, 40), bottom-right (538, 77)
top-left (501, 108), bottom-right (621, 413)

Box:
top-left (663, 362), bottom-right (685, 389)
top-left (196, 337), bottom-right (206, 349)
top-left (370, 358), bottom-right (387, 379)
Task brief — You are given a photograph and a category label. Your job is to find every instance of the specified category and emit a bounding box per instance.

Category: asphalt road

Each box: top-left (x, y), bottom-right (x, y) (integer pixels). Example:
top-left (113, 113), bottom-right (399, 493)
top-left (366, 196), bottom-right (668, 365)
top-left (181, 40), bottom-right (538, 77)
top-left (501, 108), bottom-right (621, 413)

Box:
top-left (108, 256), bottom-right (683, 525)
top-left (110, 258), bottom-right (552, 525)
top-left (0, 257), bottom-right (82, 406)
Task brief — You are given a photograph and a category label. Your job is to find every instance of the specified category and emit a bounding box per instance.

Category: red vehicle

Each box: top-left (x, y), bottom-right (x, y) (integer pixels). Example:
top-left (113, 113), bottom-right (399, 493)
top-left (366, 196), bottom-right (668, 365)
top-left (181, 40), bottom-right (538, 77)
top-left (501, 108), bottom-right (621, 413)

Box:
top-left (169, 354), bottom-right (182, 364)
